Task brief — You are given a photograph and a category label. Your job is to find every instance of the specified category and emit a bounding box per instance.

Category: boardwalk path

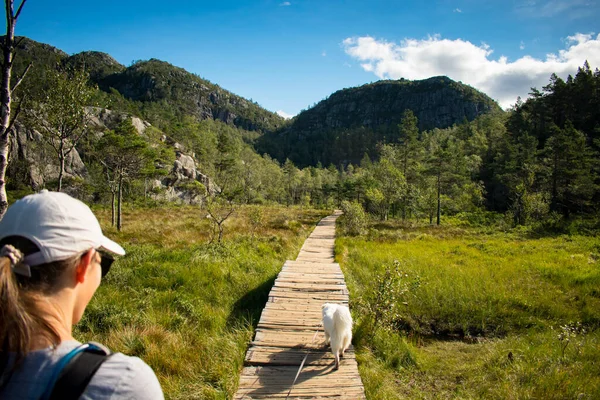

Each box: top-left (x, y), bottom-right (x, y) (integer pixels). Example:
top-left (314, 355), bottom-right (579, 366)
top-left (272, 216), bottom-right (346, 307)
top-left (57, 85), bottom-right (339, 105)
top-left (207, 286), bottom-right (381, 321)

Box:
top-left (234, 211), bottom-right (366, 399)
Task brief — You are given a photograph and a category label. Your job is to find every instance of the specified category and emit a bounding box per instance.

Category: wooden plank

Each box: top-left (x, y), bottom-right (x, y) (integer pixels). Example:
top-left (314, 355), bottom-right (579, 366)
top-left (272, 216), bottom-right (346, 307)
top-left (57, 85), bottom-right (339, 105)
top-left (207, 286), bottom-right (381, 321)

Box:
top-left (245, 347), bottom-right (356, 366)
top-left (268, 292), bottom-right (348, 301)
top-left (276, 273), bottom-right (342, 278)
top-left (273, 282), bottom-right (347, 291)
top-left (234, 212), bottom-right (365, 400)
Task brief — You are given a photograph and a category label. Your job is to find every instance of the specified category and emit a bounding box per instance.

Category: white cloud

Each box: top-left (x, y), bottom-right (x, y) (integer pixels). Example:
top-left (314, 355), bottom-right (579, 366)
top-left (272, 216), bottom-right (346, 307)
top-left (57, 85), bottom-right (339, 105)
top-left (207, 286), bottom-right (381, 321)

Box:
top-left (322, 51), bottom-right (327, 57)
top-left (520, 41), bottom-right (525, 50)
top-left (342, 33), bottom-right (600, 109)
top-left (279, 1), bottom-right (291, 6)
top-left (277, 110), bottom-right (294, 119)
top-left (454, 8), bottom-right (462, 13)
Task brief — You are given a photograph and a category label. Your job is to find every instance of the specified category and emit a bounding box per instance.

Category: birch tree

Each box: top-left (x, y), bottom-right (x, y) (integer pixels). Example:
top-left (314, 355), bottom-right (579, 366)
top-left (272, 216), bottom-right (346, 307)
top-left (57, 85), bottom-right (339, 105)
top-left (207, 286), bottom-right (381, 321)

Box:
top-left (0, 0), bottom-right (30, 217)
top-left (28, 67), bottom-right (96, 192)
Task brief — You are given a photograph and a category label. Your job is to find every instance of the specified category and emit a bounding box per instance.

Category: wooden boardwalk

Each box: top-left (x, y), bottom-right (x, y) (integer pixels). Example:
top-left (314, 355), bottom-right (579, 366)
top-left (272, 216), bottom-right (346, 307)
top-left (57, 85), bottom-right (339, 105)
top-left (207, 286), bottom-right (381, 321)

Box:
top-left (234, 211), bottom-right (365, 399)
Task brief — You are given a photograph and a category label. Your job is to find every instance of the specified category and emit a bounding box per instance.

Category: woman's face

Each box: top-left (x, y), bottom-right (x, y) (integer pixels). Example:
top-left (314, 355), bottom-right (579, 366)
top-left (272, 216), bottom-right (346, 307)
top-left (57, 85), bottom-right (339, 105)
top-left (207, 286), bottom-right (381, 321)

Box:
top-left (72, 249), bottom-right (102, 325)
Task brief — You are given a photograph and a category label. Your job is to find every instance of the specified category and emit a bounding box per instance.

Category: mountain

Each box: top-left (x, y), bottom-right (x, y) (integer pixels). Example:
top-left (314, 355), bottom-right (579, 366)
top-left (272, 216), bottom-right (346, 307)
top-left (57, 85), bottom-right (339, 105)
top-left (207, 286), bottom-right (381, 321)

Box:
top-left (257, 76), bottom-right (502, 167)
top-left (98, 59), bottom-right (284, 132)
top-left (11, 37), bottom-right (501, 171)
top-left (11, 37), bottom-right (284, 134)
top-left (66, 51), bottom-right (126, 81)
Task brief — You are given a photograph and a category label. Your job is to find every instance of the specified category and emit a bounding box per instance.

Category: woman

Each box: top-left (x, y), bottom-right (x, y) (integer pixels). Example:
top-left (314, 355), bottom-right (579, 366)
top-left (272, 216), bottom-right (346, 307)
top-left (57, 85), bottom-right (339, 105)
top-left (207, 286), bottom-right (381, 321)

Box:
top-left (0, 190), bottom-right (164, 399)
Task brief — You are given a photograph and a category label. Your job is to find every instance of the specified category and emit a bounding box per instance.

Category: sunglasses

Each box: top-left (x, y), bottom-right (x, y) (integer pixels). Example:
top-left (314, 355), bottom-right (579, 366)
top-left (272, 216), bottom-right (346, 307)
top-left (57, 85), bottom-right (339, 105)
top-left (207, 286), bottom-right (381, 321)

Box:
top-left (96, 250), bottom-right (114, 278)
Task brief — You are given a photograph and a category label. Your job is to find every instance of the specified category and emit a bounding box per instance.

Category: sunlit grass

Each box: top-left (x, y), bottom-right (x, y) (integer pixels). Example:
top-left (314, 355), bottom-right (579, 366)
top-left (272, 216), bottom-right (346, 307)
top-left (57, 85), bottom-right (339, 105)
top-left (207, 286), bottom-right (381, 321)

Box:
top-left (337, 219), bottom-right (600, 399)
top-left (75, 204), bottom-right (329, 399)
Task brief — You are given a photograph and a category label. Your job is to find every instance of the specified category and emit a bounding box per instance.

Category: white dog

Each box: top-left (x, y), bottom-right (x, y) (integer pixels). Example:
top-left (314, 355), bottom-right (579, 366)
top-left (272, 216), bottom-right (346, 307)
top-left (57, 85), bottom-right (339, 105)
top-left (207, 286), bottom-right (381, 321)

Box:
top-left (321, 303), bottom-right (353, 370)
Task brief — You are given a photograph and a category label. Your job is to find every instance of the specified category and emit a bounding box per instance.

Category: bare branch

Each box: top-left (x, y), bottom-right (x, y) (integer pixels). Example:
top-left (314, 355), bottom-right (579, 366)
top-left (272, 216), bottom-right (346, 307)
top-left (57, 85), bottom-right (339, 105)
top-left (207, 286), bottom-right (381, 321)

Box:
top-left (14, 0), bottom-right (27, 21)
top-left (13, 35), bottom-right (26, 48)
top-left (5, 95), bottom-right (23, 134)
top-left (10, 61), bottom-right (31, 93)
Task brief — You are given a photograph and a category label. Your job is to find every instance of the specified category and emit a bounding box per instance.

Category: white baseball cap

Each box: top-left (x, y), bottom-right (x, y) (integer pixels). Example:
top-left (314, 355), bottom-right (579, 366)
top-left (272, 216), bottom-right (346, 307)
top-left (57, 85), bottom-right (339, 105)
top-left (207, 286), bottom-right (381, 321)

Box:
top-left (0, 190), bottom-right (125, 267)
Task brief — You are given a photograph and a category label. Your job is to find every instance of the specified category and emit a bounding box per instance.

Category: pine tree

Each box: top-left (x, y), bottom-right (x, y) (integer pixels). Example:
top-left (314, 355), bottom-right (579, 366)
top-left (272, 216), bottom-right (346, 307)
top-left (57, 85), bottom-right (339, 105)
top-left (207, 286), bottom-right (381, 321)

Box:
top-left (397, 109), bottom-right (422, 221)
top-left (542, 121), bottom-right (597, 217)
top-left (96, 119), bottom-right (156, 230)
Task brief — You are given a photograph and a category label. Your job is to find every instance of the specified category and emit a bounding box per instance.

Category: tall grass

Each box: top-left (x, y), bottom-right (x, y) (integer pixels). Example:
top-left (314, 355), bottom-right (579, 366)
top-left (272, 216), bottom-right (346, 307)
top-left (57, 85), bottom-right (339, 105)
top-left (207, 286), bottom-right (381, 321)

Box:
top-left (337, 220), bottom-right (600, 399)
top-left (75, 204), bottom-right (329, 399)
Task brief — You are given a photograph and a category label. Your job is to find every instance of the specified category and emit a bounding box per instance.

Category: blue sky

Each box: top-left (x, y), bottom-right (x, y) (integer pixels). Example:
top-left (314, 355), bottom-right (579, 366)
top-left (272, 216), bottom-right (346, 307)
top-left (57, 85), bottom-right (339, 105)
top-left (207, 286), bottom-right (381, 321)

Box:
top-left (9, 0), bottom-right (600, 117)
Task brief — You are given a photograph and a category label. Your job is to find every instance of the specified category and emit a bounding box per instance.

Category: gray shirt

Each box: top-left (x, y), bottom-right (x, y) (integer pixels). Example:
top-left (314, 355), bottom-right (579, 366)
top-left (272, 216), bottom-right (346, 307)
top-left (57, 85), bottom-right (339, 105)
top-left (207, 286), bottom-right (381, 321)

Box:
top-left (0, 340), bottom-right (164, 400)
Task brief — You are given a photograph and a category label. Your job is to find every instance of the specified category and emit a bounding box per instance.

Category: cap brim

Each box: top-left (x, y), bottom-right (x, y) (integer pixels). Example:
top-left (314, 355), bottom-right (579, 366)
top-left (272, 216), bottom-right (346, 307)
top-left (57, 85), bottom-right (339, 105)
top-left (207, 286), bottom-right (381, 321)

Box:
top-left (99, 236), bottom-right (126, 256)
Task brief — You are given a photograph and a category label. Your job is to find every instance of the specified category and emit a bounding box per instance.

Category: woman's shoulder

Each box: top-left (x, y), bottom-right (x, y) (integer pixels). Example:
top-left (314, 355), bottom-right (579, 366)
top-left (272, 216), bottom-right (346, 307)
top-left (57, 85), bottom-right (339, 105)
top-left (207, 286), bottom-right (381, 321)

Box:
top-left (85, 352), bottom-right (164, 400)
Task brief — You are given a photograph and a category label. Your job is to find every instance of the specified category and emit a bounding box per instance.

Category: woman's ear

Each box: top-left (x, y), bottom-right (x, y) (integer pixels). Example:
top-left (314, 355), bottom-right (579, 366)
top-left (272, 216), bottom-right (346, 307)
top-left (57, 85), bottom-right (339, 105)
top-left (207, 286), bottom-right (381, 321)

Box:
top-left (75, 249), bottom-right (95, 284)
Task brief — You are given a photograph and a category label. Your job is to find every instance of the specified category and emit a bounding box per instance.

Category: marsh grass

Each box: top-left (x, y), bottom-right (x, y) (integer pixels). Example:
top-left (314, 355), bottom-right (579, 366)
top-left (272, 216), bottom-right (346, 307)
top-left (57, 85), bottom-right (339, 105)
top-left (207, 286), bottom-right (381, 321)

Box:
top-left (75, 204), bottom-right (329, 399)
top-left (337, 219), bottom-right (600, 399)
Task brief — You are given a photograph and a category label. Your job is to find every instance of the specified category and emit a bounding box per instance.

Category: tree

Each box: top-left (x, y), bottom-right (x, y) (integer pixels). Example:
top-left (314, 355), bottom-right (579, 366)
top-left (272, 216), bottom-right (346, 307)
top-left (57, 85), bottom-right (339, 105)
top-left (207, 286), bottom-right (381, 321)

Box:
top-left (283, 158), bottom-right (300, 206)
top-left (397, 109), bottom-right (422, 220)
top-left (367, 156), bottom-right (406, 220)
top-left (424, 129), bottom-right (468, 225)
top-left (96, 119), bottom-right (156, 230)
top-left (204, 191), bottom-right (235, 244)
top-left (0, 0), bottom-right (29, 218)
top-left (541, 121), bottom-right (597, 217)
top-left (27, 67), bottom-right (96, 192)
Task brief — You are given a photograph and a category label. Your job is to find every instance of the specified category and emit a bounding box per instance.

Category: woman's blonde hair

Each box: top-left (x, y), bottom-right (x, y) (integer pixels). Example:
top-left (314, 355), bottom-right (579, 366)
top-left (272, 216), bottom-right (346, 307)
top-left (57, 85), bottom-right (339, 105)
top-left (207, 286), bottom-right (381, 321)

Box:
top-left (0, 236), bottom-right (80, 385)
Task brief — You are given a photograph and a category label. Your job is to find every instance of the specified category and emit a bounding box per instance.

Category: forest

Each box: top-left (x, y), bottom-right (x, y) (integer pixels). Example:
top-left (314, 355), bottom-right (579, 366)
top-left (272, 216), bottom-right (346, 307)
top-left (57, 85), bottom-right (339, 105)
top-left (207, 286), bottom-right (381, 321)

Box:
top-left (8, 60), bottom-right (598, 233)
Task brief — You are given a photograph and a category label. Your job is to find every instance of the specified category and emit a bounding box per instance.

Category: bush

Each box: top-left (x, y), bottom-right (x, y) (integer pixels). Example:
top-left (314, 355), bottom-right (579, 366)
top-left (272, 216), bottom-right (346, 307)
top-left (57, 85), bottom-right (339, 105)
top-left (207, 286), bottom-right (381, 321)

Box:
top-left (358, 259), bottom-right (421, 332)
top-left (340, 200), bottom-right (368, 236)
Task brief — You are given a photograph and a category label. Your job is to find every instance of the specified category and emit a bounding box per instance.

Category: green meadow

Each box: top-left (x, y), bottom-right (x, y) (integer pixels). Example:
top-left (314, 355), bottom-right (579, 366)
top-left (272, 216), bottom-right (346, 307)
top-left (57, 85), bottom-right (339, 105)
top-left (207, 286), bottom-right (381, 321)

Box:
top-left (336, 220), bottom-right (600, 399)
top-left (74, 205), bottom-right (329, 399)
top-left (73, 205), bottom-right (600, 399)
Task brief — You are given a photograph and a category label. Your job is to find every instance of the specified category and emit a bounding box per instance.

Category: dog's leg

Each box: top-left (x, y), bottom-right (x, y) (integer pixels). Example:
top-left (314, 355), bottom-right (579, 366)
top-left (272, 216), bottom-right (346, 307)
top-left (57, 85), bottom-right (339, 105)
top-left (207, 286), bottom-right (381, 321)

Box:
top-left (341, 336), bottom-right (350, 357)
top-left (324, 331), bottom-right (330, 345)
top-left (334, 351), bottom-right (340, 370)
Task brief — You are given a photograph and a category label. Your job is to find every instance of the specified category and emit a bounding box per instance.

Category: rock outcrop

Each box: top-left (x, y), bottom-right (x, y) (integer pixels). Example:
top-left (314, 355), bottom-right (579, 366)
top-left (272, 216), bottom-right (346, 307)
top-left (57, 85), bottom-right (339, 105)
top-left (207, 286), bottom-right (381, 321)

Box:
top-left (8, 108), bottom-right (216, 204)
top-left (9, 123), bottom-right (86, 190)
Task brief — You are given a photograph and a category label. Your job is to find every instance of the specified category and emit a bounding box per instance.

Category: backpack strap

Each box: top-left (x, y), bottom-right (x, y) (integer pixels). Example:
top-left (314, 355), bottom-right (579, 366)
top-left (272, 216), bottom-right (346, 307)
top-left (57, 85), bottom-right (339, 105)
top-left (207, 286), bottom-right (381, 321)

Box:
top-left (42, 342), bottom-right (112, 400)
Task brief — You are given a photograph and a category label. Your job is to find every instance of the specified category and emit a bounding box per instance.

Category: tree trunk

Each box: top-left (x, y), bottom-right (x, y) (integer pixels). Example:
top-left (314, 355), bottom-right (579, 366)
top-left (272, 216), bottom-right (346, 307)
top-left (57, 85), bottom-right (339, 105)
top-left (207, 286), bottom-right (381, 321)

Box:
top-left (218, 222), bottom-right (223, 243)
top-left (117, 174), bottom-right (123, 231)
top-left (111, 191), bottom-right (116, 226)
top-left (0, 137), bottom-right (9, 218)
top-left (551, 152), bottom-right (558, 212)
top-left (0, 3), bottom-right (16, 219)
top-left (57, 146), bottom-right (65, 192)
top-left (402, 153), bottom-right (408, 222)
top-left (436, 171), bottom-right (441, 226)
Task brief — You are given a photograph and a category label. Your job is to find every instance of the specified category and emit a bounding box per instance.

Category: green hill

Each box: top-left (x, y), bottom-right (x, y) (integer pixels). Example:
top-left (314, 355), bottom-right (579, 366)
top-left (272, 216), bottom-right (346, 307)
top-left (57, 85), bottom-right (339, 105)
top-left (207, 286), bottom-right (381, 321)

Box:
top-left (257, 76), bottom-right (502, 167)
top-left (10, 37), bottom-right (284, 135)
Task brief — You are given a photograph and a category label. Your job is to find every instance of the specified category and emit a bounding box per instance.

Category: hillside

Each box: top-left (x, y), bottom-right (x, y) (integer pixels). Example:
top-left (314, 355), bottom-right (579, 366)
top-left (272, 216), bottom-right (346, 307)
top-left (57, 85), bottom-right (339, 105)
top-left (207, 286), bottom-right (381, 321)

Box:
top-left (11, 37), bottom-right (285, 134)
top-left (257, 76), bottom-right (502, 167)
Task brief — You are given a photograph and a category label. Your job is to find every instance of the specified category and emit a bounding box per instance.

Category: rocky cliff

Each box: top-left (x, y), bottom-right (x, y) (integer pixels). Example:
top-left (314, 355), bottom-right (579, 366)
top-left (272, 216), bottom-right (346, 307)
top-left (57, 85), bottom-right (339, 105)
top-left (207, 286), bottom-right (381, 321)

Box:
top-left (257, 76), bottom-right (502, 167)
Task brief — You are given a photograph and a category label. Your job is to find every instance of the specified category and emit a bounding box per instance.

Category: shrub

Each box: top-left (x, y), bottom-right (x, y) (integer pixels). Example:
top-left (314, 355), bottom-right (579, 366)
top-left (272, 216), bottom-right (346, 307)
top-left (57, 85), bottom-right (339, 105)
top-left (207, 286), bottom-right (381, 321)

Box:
top-left (358, 259), bottom-right (421, 332)
top-left (340, 200), bottom-right (368, 236)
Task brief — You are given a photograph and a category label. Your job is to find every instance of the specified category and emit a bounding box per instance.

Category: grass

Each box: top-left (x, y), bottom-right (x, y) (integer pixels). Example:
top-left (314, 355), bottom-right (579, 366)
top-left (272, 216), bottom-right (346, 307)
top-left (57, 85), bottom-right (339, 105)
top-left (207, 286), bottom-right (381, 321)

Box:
top-left (336, 219), bottom-right (600, 399)
top-left (74, 204), bottom-right (329, 399)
